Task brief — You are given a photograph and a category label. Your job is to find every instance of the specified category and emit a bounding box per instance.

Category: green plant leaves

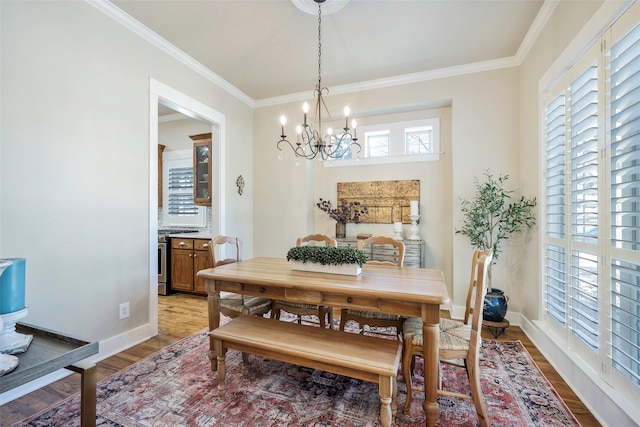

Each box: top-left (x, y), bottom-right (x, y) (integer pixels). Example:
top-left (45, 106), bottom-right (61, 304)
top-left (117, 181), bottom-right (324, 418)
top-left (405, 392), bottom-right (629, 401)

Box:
top-left (286, 246), bottom-right (368, 267)
top-left (455, 170), bottom-right (537, 262)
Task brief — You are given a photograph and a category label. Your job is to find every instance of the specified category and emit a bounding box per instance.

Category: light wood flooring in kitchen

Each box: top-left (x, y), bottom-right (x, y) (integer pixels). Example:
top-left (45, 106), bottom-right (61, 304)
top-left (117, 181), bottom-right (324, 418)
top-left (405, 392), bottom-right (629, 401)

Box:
top-left (1, 292), bottom-right (600, 425)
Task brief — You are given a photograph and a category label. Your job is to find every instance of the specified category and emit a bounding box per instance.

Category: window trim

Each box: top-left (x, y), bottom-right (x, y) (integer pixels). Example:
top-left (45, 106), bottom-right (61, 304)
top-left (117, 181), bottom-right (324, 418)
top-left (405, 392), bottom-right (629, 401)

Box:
top-left (324, 118), bottom-right (441, 167)
top-left (163, 150), bottom-right (207, 228)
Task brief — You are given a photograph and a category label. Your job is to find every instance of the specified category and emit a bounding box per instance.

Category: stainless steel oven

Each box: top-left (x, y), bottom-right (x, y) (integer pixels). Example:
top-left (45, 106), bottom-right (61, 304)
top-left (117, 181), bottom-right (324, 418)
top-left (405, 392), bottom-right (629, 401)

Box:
top-left (158, 235), bottom-right (168, 295)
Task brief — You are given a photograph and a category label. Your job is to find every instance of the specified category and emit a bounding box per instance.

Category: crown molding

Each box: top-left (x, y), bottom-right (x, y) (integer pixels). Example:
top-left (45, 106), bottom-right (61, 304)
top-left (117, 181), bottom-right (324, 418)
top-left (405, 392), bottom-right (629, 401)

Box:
top-left (254, 56), bottom-right (518, 108)
top-left (514, 0), bottom-right (558, 64)
top-left (88, 0), bottom-right (255, 108)
top-left (90, 0), bottom-right (552, 111)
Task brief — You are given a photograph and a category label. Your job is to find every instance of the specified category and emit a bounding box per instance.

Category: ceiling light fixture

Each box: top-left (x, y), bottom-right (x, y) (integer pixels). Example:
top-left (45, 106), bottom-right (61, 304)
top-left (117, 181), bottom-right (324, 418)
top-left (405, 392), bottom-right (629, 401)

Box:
top-left (277, 0), bottom-right (360, 163)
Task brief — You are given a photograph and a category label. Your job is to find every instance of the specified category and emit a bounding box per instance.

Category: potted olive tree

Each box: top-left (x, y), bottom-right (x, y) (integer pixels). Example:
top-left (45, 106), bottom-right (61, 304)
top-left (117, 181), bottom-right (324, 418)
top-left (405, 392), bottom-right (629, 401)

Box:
top-left (455, 171), bottom-right (537, 322)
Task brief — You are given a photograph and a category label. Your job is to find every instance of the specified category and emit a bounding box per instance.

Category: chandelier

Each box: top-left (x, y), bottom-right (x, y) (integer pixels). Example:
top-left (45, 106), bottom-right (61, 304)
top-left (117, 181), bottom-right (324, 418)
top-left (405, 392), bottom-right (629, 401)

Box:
top-left (277, 0), bottom-right (361, 162)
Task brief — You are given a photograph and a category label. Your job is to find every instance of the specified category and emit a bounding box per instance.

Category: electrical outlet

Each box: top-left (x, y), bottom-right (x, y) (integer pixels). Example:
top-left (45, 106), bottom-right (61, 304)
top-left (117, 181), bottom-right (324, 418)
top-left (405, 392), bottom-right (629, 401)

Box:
top-left (119, 302), bottom-right (130, 320)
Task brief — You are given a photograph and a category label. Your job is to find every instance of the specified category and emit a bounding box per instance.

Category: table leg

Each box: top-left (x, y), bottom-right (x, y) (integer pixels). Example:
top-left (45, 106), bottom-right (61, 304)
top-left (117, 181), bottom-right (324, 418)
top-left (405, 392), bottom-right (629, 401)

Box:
top-left (207, 287), bottom-right (221, 372)
top-left (422, 304), bottom-right (440, 427)
top-left (214, 339), bottom-right (226, 398)
top-left (68, 361), bottom-right (97, 427)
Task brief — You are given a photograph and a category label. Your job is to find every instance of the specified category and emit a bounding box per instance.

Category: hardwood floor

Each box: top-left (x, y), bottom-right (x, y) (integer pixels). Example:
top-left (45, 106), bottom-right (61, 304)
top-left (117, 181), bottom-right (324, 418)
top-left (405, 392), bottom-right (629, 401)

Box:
top-left (1, 293), bottom-right (601, 426)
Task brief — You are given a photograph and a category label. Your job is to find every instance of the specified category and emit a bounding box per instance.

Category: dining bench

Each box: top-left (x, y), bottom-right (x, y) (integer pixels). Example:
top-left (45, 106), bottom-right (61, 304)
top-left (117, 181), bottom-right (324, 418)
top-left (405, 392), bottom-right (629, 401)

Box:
top-left (210, 314), bottom-right (402, 427)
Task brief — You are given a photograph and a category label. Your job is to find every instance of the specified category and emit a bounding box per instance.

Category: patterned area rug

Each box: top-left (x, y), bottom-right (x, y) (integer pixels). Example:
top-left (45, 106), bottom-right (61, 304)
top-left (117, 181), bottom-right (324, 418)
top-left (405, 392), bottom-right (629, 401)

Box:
top-left (14, 317), bottom-right (580, 427)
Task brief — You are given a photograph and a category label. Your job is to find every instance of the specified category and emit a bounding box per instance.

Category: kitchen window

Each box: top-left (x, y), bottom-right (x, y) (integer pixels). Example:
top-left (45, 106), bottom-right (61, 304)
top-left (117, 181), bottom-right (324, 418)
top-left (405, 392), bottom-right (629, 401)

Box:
top-left (163, 157), bottom-right (206, 227)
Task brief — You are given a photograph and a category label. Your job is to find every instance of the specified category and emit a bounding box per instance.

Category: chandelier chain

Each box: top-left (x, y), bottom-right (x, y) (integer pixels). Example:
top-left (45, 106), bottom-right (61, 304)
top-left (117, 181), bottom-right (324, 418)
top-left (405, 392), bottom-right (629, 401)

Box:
top-left (317, 2), bottom-right (322, 88)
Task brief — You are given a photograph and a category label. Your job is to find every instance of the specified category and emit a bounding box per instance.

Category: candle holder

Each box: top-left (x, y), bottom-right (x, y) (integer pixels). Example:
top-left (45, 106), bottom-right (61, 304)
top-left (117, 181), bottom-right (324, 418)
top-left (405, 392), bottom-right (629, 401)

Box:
top-left (0, 307), bottom-right (32, 354)
top-left (0, 260), bottom-right (20, 376)
top-left (408, 214), bottom-right (421, 240)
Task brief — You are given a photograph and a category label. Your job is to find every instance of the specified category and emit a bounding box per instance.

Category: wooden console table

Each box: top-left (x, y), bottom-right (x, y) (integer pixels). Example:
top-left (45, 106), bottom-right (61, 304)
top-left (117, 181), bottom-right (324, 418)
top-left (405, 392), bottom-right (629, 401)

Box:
top-left (0, 323), bottom-right (99, 427)
top-left (198, 257), bottom-right (449, 427)
top-left (336, 238), bottom-right (425, 267)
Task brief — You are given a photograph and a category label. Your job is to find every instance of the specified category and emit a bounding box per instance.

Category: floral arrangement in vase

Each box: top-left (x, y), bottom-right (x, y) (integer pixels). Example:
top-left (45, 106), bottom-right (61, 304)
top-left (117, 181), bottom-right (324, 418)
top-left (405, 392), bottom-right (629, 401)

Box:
top-left (316, 198), bottom-right (368, 238)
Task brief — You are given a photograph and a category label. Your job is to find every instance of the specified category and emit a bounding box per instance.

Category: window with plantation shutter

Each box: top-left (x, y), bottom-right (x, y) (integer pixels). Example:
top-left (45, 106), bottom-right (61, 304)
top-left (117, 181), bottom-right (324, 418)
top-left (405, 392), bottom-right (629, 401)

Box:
top-left (163, 157), bottom-right (206, 227)
top-left (167, 167), bottom-right (198, 216)
top-left (570, 250), bottom-right (599, 352)
top-left (545, 94), bottom-right (566, 240)
top-left (570, 63), bottom-right (599, 244)
top-left (609, 21), bottom-right (640, 387)
top-left (545, 245), bottom-right (567, 326)
top-left (541, 4), bottom-right (640, 396)
top-left (544, 92), bottom-right (567, 326)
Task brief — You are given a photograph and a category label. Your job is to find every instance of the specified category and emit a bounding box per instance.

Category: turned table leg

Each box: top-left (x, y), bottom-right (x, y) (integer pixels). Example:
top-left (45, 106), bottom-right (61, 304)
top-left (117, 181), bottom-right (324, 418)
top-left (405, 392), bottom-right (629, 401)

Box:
top-left (207, 289), bottom-right (221, 372)
top-left (423, 304), bottom-right (440, 427)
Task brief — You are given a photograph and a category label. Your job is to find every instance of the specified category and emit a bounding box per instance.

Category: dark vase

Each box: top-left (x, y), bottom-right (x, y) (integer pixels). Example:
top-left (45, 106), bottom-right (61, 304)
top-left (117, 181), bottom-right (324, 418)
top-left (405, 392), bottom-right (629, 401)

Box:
top-left (483, 288), bottom-right (508, 322)
top-left (335, 222), bottom-right (346, 239)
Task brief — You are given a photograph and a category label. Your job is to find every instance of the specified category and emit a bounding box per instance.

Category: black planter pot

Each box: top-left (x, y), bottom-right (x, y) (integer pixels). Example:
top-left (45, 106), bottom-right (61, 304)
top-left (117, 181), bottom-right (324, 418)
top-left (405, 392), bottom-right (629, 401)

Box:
top-left (483, 288), bottom-right (508, 322)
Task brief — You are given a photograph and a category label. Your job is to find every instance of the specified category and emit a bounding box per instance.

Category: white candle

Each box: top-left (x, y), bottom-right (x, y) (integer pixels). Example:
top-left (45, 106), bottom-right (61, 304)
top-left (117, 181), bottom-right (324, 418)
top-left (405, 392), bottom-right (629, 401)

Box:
top-left (393, 221), bottom-right (403, 232)
top-left (410, 201), bottom-right (419, 216)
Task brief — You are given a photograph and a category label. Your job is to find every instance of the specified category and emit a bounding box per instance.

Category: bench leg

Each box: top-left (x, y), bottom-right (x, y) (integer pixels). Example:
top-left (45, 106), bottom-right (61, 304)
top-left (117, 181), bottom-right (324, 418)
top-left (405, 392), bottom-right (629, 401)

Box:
top-left (241, 352), bottom-right (249, 377)
top-left (214, 340), bottom-right (227, 397)
top-left (379, 375), bottom-right (393, 427)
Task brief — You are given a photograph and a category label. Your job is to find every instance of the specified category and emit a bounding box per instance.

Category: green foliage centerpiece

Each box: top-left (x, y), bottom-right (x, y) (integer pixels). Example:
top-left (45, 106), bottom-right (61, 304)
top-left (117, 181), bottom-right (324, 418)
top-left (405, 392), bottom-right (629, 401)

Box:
top-left (287, 246), bottom-right (368, 276)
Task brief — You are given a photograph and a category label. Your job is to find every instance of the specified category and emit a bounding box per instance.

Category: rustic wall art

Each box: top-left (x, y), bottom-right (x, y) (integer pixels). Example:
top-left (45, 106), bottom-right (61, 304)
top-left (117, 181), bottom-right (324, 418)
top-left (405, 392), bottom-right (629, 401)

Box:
top-left (337, 180), bottom-right (420, 224)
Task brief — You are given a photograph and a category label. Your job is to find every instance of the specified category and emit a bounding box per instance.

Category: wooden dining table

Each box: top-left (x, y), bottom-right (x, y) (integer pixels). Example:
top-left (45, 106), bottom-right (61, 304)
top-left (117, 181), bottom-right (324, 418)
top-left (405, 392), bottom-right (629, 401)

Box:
top-left (197, 256), bottom-right (450, 427)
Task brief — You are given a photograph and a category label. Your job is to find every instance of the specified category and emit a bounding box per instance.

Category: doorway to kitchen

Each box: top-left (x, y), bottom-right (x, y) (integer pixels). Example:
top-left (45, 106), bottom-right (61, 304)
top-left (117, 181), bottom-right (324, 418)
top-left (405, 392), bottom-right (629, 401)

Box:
top-left (148, 78), bottom-right (226, 337)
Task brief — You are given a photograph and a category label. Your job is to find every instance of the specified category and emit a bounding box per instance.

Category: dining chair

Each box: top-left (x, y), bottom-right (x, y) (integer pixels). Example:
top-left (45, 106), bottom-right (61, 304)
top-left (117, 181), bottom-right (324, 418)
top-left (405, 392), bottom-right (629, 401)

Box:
top-left (401, 249), bottom-right (493, 427)
top-left (209, 236), bottom-right (272, 319)
top-left (271, 234), bottom-right (335, 328)
top-left (339, 236), bottom-right (406, 339)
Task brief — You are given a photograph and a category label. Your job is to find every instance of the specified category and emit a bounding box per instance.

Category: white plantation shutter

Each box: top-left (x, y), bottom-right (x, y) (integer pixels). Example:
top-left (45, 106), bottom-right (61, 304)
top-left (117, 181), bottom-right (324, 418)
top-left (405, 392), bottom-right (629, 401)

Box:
top-left (570, 250), bottom-right (599, 352)
top-left (546, 245), bottom-right (567, 326)
top-left (163, 157), bottom-right (206, 228)
top-left (570, 63), bottom-right (599, 244)
top-left (167, 167), bottom-right (198, 216)
top-left (541, 3), bottom-right (640, 395)
top-left (609, 21), bottom-right (640, 387)
top-left (544, 92), bottom-right (568, 326)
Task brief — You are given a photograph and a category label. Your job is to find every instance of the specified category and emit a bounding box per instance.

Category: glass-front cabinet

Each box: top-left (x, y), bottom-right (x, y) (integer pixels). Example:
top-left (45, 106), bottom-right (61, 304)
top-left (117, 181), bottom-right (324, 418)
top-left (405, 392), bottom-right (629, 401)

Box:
top-left (190, 133), bottom-right (212, 206)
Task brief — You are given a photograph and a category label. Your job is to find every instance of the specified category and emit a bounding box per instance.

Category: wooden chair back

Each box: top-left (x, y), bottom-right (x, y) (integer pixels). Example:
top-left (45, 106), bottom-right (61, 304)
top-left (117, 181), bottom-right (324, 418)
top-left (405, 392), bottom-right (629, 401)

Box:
top-left (209, 236), bottom-right (240, 267)
top-left (464, 250), bottom-right (481, 324)
top-left (296, 234), bottom-right (337, 247)
top-left (470, 249), bottom-right (493, 333)
top-left (356, 236), bottom-right (405, 267)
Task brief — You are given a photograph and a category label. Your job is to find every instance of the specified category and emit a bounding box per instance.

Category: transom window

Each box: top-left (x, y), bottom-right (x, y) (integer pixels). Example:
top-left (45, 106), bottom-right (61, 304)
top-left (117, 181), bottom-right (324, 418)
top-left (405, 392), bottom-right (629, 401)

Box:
top-left (325, 118), bottom-right (440, 167)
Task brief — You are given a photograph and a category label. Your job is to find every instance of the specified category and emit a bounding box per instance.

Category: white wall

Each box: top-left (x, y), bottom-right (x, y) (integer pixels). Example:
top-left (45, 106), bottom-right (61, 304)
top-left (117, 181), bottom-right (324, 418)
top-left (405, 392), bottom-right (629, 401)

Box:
top-left (253, 67), bottom-right (522, 310)
top-left (0, 1), bottom-right (253, 347)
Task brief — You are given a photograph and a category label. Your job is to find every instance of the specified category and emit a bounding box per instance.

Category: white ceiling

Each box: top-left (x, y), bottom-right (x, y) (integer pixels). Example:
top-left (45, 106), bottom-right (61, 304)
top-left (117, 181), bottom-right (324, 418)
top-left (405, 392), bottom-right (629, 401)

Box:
top-left (111, 0), bottom-right (546, 103)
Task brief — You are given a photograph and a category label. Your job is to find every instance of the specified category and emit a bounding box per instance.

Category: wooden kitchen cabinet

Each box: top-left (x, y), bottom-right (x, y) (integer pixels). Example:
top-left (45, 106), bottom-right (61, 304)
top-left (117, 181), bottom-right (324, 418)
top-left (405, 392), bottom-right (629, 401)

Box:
top-left (170, 238), bottom-right (212, 294)
top-left (190, 133), bottom-right (212, 206)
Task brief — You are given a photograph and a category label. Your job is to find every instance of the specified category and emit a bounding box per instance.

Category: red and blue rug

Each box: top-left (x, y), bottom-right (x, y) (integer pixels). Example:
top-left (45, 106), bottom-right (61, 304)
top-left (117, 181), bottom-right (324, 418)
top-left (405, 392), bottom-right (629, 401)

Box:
top-left (13, 323), bottom-right (580, 426)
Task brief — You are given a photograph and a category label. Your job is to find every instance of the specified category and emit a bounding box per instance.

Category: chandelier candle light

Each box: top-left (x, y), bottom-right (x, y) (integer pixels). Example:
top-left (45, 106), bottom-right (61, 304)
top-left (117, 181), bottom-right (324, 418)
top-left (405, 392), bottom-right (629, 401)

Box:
top-left (277, 0), bottom-right (361, 162)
